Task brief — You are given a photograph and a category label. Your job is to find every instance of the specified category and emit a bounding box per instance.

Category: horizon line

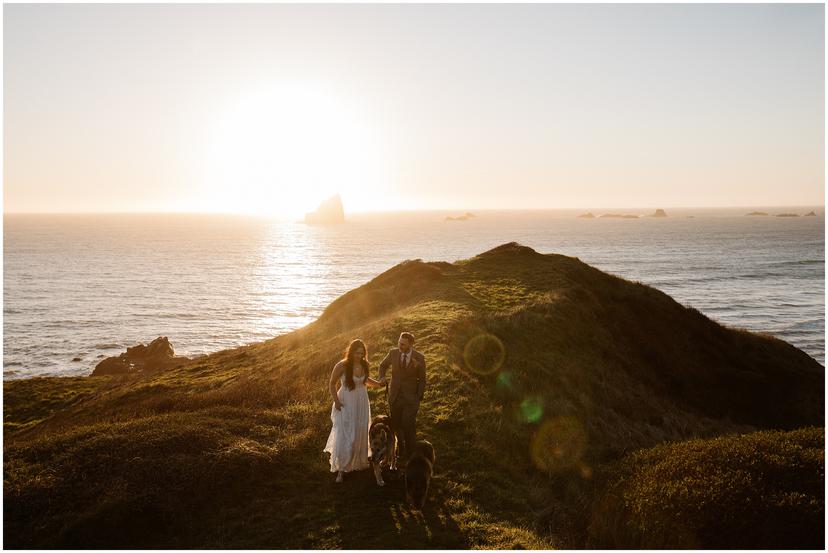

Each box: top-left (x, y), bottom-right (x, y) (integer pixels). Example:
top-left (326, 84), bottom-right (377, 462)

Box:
top-left (3, 204), bottom-right (825, 217)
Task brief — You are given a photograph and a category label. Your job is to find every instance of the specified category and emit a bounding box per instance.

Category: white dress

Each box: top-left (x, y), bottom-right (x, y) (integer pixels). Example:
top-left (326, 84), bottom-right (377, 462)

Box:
top-left (324, 370), bottom-right (372, 473)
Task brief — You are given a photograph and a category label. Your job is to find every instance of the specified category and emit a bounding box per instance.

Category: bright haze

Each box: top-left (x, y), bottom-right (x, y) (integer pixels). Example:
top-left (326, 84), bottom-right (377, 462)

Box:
top-left (4, 4), bottom-right (824, 217)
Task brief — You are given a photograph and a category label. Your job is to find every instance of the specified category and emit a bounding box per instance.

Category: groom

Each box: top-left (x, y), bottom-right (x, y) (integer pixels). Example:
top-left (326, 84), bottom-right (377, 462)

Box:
top-left (378, 332), bottom-right (426, 464)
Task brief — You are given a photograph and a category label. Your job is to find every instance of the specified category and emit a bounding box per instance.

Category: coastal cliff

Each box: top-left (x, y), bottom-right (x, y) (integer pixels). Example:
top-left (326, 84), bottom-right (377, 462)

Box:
top-left (4, 243), bottom-right (823, 548)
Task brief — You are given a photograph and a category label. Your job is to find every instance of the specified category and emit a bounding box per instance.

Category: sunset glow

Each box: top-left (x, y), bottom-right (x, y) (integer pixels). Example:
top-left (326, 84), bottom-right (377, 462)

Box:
top-left (203, 84), bottom-right (386, 217)
top-left (3, 4), bottom-right (824, 214)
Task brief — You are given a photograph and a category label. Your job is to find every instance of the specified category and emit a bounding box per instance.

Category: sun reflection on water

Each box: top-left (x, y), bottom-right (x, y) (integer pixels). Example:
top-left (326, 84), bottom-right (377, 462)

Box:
top-left (256, 222), bottom-right (328, 331)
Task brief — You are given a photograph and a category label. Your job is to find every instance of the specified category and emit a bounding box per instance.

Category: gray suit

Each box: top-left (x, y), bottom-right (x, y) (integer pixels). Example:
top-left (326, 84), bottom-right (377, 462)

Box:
top-left (379, 347), bottom-right (426, 457)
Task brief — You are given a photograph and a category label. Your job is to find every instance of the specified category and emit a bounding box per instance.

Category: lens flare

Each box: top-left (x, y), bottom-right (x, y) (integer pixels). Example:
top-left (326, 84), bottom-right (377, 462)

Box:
top-left (496, 371), bottom-right (514, 390)
top-left (462, 333), bottom-right (506, 375)
top-left (520, 397), bottom-right (544, 423)
top-left (530, 416), bottom-right (587, 474)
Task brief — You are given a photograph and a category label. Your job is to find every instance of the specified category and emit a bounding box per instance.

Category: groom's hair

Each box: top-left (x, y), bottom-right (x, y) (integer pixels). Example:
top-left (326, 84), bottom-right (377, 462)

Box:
top-left (400, 332), bottom-right (415, 344)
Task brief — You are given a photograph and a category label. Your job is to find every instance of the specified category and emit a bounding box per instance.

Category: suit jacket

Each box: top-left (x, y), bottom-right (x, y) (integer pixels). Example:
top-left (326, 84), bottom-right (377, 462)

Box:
top-left (378, 347), bottom-right (426, 405)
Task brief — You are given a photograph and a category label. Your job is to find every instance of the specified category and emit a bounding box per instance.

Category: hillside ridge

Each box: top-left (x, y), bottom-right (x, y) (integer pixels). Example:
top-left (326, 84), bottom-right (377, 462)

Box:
top-left (4, 243), bottom-right (823, 548)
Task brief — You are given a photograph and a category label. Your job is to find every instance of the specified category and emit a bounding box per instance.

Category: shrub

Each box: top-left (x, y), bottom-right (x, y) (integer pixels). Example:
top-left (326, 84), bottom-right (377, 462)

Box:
top-left (588, 427), bottom-right (824, 549)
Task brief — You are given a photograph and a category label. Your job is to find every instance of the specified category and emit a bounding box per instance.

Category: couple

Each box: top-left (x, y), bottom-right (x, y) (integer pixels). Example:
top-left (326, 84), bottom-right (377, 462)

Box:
top-left (324, 332), bottom-right (426, 483)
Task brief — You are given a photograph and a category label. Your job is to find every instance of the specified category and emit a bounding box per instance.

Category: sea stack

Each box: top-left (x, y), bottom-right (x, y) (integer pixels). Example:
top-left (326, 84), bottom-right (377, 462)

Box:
top-left (305, 194), bottom-right (345, 225)
top-left (804, 211), bottom-right (817, 216)
top-left (651, 209), bottom-right (668, 217)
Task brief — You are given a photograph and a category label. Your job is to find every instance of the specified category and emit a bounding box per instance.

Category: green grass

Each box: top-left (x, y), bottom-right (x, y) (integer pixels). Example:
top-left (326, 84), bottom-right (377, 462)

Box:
top-left (587, 427), bottom-right (825, 549)
top-left (4, 242), bottom-right (824, 548)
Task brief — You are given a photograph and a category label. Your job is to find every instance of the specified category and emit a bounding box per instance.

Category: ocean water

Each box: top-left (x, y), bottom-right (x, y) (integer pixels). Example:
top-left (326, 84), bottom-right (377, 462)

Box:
top-left (3, 209), bottom-right (824, 379)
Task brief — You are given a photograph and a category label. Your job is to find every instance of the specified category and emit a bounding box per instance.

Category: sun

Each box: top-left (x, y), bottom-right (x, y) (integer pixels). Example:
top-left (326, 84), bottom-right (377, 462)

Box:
top-left (203, 83), bottom-right (385, 218)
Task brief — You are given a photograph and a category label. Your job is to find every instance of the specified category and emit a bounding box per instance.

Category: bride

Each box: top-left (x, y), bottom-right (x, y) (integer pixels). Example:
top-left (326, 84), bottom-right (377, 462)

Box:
top-left (324, 339), bottom-right (385, 482)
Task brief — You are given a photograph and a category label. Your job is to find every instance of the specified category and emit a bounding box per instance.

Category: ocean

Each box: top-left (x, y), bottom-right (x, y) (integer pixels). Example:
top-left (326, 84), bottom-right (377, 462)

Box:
top-left (3, 208), bottom-right (824, 379)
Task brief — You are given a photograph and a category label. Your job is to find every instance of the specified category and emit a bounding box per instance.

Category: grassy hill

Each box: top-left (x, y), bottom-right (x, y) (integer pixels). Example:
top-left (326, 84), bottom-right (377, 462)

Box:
top-left (4, 243), bottom-right (824, 548)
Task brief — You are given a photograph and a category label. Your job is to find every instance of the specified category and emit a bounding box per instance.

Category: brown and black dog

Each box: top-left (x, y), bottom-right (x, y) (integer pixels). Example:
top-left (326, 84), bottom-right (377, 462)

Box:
top-left (368, 414), bottom-right (397, 486)
top-left (405, 440), bottom-right (435, 509)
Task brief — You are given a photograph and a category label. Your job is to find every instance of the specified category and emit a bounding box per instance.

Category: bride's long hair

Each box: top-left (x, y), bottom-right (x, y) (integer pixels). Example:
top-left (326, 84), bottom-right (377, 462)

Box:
top-left (342, 339), bottom-right (369, 391)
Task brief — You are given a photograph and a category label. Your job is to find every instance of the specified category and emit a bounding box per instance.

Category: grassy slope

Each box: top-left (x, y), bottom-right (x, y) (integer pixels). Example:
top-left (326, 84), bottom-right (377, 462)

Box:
top-left (588, 427), bottom-right (824, 549)
top-left (4, 243), bottom-right (824, 548)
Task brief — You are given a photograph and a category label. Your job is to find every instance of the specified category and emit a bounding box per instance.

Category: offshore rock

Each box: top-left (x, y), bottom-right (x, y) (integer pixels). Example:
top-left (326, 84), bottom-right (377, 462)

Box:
top-left (304, 194), bottom-right (345, 225)
top-left (92, 337), bottom-right (190, 376)
top-left (445, 212), bottom-right (475, 221)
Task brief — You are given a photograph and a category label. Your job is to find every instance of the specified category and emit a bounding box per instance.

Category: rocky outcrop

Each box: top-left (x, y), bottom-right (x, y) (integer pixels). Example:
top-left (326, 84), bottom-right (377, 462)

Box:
top-left (805, 211), bottom-right (817, 216)
top-left (304, 194), bottom-right (345, 225)
top-left (776, 213), bottom-right (800, 217)
top-left (91, 337), bottom-right (190, 376)
top-left (651, 209), bottom-right (668, 217)
top-left (746, 211), bottom-right (769, 216)
top-left (578, 212), bottom-right (596, 219)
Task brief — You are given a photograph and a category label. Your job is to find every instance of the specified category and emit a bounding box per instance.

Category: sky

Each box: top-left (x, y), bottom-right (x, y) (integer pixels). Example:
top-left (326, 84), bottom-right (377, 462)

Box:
top-left (4, 3), bottom-right (825, 216)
